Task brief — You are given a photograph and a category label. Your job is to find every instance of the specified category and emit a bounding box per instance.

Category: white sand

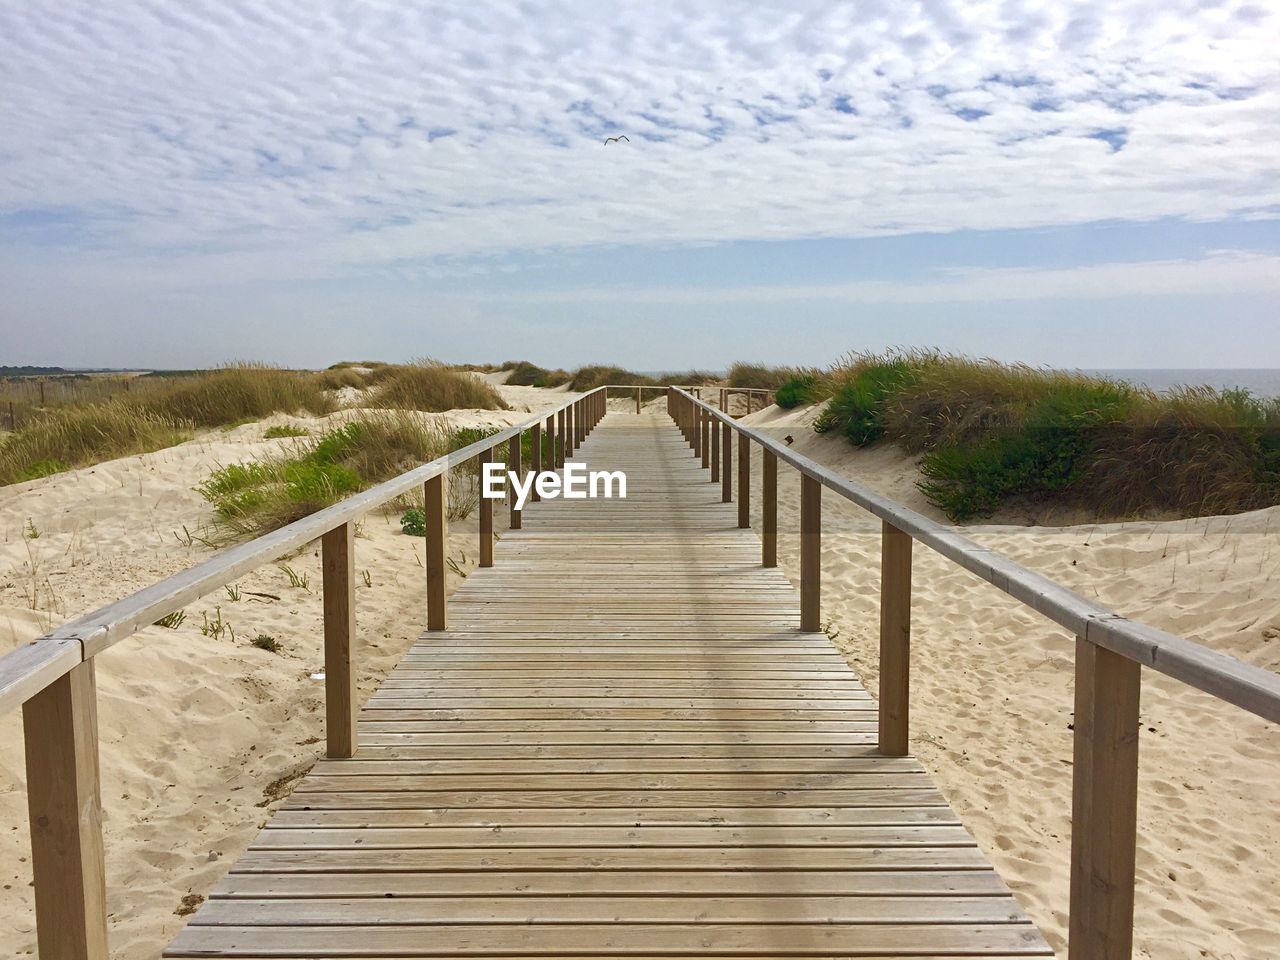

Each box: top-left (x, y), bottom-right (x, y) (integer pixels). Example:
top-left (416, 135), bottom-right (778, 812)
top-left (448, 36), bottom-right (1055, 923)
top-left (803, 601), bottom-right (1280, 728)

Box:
top-left (0, 386), bottom-right (570, 957)
top-left (2, 390), bottom-right (1277, 959)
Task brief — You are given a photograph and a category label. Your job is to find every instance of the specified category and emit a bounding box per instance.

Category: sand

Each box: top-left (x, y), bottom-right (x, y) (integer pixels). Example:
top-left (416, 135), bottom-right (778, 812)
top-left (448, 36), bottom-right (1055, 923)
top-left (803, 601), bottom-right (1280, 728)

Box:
top-left (2, 387), bottom-right (1278, 958)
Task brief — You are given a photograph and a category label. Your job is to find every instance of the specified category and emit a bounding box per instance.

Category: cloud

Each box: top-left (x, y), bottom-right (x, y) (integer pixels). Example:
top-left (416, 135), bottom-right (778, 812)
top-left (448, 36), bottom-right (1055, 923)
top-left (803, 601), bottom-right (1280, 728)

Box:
top-left (0, 1), bottom-right (1277, 282)
top-left (494, 250), bottom-right (1280, 306)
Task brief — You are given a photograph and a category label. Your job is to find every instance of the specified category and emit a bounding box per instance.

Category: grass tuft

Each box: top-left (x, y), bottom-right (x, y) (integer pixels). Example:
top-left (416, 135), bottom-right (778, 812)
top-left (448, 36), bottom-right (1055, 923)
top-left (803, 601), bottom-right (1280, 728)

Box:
top-left (365, 360), bottom-right (509, 412)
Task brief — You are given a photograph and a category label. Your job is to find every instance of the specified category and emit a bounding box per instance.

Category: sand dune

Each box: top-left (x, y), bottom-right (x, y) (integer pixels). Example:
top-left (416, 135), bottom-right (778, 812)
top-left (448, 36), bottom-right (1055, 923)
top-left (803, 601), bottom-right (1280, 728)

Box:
top-left (1, 389), bottom-right (1277, 958)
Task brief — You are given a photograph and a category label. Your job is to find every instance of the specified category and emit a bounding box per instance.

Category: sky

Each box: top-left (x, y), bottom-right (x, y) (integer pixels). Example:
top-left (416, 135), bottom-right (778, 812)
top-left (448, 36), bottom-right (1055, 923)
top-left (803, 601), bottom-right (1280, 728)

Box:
top-left (1, 0), bottom-right (1279, 371)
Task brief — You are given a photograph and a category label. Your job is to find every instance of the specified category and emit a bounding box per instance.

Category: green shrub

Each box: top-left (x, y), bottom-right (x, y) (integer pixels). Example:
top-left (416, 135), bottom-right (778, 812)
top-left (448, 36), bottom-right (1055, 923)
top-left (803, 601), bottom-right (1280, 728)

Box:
top-left (775, 376), bottom-right (819, 409)
top-left (251, 634), bottom-right (282, 653)
top-left (504, 361), bottom-right (571, 388)
top-left (815, 357), bottom-right (925, 445)
top-left (400, 508), bottom-right (426, 536)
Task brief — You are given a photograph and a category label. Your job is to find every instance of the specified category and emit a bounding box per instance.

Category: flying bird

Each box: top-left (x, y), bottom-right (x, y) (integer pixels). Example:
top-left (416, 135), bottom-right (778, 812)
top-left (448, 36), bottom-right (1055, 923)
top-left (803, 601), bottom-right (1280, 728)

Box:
top-left (603, 135), bottom-right (630, 145)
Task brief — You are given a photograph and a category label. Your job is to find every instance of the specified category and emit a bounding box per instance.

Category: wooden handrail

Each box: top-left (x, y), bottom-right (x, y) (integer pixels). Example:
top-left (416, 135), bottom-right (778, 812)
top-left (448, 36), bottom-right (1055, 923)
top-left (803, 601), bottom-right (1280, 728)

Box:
top-left (667, 385), bottom-right (1280, 960)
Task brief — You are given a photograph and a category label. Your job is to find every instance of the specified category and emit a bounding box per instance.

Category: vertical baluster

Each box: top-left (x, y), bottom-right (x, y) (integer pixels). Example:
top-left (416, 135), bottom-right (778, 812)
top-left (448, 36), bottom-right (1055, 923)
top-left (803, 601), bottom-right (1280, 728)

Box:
top-left (508, 434), bottom-right (523, 530)
top-left (878, 521), bottom-right (912, 756)
top-left (762, 449), bottom-right (777, 566)
top-left (322, 522), bottom-right (357, 758)
top-left (721, 422), bottom-right (732, 502)
top-left (1069, 639), bottom-right (1141, 960)
top-left (24, 660), bottom-right (108, 960)
top-left (425, 473), bottom-right (447, 631)
top-left (737, 432), bottom-right (750, 528)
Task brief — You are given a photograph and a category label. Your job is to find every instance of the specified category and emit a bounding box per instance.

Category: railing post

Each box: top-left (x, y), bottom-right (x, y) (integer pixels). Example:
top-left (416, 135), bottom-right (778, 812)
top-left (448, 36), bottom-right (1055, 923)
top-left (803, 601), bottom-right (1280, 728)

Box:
top-left (800, 473), bottom-right (820, 631)
top-left (878, 521), bottom-right (912, 756)
top-left (762, 449), bottom-right (777, 566)
top-left (479, 447), bottom-right (495, 564)
top-left (508, 433), bottom-right (523, 530)
top-left (23, 660), bottom-right (108, 960)
top-left (737, 432), bottom-right (750, 528)
top-left (546, 414), bottom-right (556, 469)
top-left (692, 405), bottom-right (702, 458)
top-left (721, 422), bottom-right (732, 502)
top-left (701, 412), bottom-right (711, 469)
top-left (530, 424), bottom-right (542, 503)
top-left (565, 404), bottom-right (575, 458)
top-left (322, 522), bottom-right (357, 758)
top-left (636, 386), bottom-right (641, 414)
top-left (710, 415), bottom-right (720, 481)
top-left (556, 409), bottom-right (566, 467)
top-left (1069, 639), bottom-right (1141, 960)
top-left (425, 472), bottom-right (447, 631)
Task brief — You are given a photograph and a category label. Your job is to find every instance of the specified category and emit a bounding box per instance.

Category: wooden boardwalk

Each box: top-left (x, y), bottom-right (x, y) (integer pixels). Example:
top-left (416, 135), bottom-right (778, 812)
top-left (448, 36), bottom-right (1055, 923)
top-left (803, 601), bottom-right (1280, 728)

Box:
top-left (167, 408), bottom-right (1051, 958)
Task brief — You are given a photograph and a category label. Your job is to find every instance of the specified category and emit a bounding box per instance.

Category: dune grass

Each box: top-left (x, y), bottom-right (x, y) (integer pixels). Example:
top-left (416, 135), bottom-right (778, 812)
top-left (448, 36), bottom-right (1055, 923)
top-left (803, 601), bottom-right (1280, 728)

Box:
top-left (0, 404), bottom-right (190, 484)
top-left (775, 375), bottom-right (821, 409)
top-left (569, 365), bottom-right (718, 392)
top-left (365, 361), bottom-right (509, 412)
top-left (0, 365), bottom-right (336, 486)
top-left (808, 350), bottom-right (1280, 520)
top-left (198, 411), bottom-right (464, 536)
top-left (726, 362), bottom-right (809, 390)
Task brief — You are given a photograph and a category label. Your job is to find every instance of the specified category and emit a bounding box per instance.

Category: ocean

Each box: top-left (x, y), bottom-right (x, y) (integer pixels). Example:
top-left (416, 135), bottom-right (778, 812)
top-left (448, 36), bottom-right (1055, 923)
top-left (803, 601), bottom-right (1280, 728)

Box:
top-left (1085, 369), bottom-right (1280, 398)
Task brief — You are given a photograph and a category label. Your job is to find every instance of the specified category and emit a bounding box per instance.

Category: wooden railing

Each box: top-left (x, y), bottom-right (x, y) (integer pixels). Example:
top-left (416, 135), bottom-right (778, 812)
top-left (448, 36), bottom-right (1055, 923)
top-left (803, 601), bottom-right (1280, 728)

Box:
top-left (0, 387), bottom-right (609, 960)
top-left (667, 386), bottom-right (1280, 960)
top-left (680, 384), bottom-right (774, 416)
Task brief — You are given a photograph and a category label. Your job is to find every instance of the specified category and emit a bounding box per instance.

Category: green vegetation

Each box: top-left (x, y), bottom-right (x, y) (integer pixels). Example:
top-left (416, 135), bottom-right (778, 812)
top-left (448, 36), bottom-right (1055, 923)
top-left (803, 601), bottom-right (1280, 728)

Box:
top-left (251, 634), bottom-right (281, 653)
top-left (128, 366), bottom-right (335, 427)
top-left (154, 610), bottom-right (187, 629)
top-left (503, 360), bottom-right (571, 388)
top-left (264, 424), bottom-right (310, 439)
top-left (807, 350), bottom-right (1280, 521)
top-left (0, 403), bottom-right (190, 484)
top-left (726, 362), bottom-right (807, 390)
top-left (197, 411), bottom-right (502, 537)
top-left (365, 360), bottom-right (509, 412)
top-left (568, 365), bottom-right (718, 392)
top-left (775, 375), bottom-right (821, 409)
top-left (400, 508), bottom-right (427, 536)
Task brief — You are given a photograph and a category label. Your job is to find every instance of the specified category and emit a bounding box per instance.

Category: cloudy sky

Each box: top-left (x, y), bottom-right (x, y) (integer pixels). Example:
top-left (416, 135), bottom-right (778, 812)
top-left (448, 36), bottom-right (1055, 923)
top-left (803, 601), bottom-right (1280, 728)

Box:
top-left (2, 1), bottom-right (1278, 370)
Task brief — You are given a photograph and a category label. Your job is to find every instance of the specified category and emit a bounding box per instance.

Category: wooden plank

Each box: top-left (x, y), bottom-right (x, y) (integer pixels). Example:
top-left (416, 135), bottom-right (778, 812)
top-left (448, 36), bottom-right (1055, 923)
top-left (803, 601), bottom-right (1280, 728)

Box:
top-left (210, 869), bottom-right (1007, 899)
top-left (265, 807), bottom-right (959, 828)
top-left (192, 895), bottom-right (1026, 925)
top-left (167, 922), bottom-right (1052, 956)
top-left (322, 523), bottom-right (357, 759)
top-left (23, 661), bottom-right (108, 960)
